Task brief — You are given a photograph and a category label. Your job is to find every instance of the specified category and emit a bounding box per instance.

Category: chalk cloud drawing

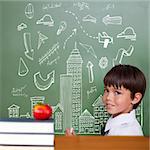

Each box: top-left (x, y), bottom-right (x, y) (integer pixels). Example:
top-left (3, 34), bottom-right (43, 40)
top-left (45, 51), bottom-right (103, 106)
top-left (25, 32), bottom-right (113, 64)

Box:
top-left (17, 23), bottom-right (27, 31)
top-left (98, 32), bottom-right (113, 48)
top-left (25, 3), bottom-right (34, 19)
top-left (117, 26), bottom-right (136, 41)
top-left (33, 70), bottom-right (55, 91)
top-left (36, 14), bottom-right (54, 27)
top-left (112, 45), bottom-right (134, 66)
top-left (102, 14), bottom-right (122, 25)
top-left (87, 61), bottom-right (94, 83)
top-left (23, 33), bottom-right (34, 60)
top-left (37, 31), bottom-right (48, 50)
top-left (57, 21), bottom-right (67, 35)
top-left (99, 56), bottom-right (108, 69)
top-left (18, 57), bottom-right (29, 77)
top-left (82, 15), bottom-right (97, 23)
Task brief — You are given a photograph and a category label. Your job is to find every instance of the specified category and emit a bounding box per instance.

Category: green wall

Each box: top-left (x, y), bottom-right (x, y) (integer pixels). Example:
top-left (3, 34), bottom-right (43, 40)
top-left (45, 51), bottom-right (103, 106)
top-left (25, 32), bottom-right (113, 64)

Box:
top-left (0, 0), bottom-right (149, 135)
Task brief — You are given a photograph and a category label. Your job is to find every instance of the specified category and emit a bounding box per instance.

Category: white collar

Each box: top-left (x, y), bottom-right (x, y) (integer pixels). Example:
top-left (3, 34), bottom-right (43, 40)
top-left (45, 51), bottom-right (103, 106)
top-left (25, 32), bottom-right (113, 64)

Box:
top-left (105, 109), bottom-right (136, 132)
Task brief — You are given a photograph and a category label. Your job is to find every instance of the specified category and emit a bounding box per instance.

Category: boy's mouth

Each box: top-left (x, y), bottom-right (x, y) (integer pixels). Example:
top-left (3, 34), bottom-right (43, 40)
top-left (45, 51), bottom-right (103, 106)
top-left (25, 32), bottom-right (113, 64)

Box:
top-left (106, 103), bottom-right (115, 108)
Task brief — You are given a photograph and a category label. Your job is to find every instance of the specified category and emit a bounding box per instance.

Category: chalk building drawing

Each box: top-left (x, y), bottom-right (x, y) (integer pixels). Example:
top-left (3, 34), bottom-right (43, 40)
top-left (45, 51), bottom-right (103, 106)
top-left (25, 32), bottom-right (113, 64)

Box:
top-left (66, 42), bottom-right (83, 132)
top-left (92, 96), bottom-right (109, 134)
top-left (53, 103), bottom-right (63, 133)
top-left (60, 74), bottom-right (73, 131)
top-left (8, 104), bottom-right (20, 118)
top-left (30, 96), bottom-right (45, 117)
top-left (79, 109), bottom-right (95, 134)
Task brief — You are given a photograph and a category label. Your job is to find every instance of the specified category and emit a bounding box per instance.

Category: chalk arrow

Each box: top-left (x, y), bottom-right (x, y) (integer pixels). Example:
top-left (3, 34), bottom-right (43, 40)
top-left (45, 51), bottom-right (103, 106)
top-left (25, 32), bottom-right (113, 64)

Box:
top-left (103, 14), bottom-right (122, 25)
top-left (34, 70), bottom-right (55, 91)
top-left (23, 33), bottom-right (34, 60)
top-left (112, 45), bottom-right (134, 66)
top-left (63, 28), bottom-right (77, 50)
top-left (86, 61), bottom-right (94, 83)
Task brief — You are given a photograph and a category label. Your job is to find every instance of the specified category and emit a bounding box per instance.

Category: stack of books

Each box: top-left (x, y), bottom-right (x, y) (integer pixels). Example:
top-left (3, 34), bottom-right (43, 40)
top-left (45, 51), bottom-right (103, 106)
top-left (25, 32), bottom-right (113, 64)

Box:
top-left (0, 118), bottom-right (54, 147)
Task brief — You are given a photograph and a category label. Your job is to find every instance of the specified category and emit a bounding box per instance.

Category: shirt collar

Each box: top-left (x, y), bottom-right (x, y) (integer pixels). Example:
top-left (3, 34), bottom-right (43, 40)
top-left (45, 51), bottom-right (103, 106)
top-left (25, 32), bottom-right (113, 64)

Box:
top-left (105, 109), bottom-right (136, 132)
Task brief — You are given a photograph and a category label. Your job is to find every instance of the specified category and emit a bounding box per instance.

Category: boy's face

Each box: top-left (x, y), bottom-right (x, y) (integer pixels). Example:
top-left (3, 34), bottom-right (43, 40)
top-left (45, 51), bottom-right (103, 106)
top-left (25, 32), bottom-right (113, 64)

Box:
top-left (102, 85), bottom-right (133, 117)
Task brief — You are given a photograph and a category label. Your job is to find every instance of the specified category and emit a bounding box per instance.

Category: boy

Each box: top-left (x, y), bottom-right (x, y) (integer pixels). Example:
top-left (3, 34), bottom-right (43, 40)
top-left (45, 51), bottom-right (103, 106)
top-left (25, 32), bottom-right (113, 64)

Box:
top-left (102, 64), bottom-right (146, 136)
top-left (66, 64), bottom-right (146, 136)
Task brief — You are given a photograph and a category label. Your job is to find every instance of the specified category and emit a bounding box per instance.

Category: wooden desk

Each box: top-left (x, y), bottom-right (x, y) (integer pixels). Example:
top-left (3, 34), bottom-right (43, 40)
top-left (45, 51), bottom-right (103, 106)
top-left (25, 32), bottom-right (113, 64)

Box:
top-left (55, 136), bottom-right (149, 150)
top-left (0, 136), bottom-right (149, 150)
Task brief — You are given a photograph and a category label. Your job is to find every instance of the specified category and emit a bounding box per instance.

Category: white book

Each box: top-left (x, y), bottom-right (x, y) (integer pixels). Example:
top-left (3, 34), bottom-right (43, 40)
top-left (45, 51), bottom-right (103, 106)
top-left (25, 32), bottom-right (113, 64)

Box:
top-left (0, 133), bottom-right (54, 146)
top-left (0, 119), bottom-right (54, 134)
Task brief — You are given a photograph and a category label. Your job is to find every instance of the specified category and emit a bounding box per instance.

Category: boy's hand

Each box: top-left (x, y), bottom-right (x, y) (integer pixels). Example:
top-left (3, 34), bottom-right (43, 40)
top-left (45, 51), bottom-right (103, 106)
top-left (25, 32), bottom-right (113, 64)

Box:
top-left (65, 128), bottom-right (76, 136)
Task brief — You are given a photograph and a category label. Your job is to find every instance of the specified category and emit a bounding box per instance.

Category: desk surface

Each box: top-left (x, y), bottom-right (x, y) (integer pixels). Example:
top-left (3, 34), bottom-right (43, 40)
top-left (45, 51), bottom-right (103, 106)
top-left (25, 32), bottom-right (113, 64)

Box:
top-left (55, 136), bottom-right (149, 150)
top-left (0, 136), bottom-right (149, 150)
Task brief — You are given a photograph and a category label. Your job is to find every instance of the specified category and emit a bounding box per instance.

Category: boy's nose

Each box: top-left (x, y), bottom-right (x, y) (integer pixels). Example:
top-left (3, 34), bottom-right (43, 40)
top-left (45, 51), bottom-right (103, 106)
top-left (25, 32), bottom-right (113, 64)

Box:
top-left (106, 92), bottom-right (113, 101)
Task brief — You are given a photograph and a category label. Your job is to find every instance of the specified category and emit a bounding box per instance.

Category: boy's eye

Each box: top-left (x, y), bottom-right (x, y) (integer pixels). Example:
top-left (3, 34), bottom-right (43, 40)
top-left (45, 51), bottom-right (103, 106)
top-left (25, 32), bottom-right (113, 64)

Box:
top-left (115, 91), bottom-right (121, 95)
top-left (104, 88), bottom-right (109, 93)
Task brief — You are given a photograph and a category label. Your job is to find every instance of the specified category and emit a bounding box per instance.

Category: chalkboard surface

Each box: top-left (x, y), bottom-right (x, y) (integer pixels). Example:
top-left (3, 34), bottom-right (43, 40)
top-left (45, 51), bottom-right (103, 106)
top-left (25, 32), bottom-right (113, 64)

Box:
top-left (0, 0), bottom-right (149, 135)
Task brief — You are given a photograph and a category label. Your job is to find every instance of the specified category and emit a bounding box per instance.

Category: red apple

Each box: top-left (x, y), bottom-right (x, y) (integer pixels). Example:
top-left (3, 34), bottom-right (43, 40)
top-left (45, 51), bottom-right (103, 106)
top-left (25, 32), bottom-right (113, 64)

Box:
top-left (33, 103), bottom-right (52, 120)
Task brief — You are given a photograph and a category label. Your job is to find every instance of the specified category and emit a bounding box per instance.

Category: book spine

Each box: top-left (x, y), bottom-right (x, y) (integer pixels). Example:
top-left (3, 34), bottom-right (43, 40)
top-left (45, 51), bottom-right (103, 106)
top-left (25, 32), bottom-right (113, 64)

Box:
top-left (0, 133), bottom-right (54, 146)
top-left (0, 122), bottom-right (54, 133)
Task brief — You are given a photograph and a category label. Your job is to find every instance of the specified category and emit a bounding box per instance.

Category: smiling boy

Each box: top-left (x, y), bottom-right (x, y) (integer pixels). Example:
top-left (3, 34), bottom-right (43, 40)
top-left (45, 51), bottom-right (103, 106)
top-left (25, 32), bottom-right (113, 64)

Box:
top-left (102, 64), bottom-right (146, 136)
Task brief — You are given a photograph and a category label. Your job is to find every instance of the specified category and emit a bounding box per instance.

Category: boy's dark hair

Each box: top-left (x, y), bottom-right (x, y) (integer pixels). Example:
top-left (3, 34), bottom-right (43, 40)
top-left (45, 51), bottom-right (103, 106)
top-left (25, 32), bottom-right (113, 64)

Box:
top-left (103, 64), bottom-right (146, 109)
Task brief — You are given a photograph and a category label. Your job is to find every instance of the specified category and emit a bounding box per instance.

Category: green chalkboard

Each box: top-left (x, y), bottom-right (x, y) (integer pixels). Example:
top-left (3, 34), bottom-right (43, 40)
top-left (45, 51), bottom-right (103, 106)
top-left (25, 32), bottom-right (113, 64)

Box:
top-left (0, 0), bottom-right (149, 136)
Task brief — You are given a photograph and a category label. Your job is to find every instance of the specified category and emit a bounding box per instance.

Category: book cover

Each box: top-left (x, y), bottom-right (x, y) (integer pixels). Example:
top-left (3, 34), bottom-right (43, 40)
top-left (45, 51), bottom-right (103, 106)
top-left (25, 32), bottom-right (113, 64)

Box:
top-left (0, 119), bottom-right (54, 134)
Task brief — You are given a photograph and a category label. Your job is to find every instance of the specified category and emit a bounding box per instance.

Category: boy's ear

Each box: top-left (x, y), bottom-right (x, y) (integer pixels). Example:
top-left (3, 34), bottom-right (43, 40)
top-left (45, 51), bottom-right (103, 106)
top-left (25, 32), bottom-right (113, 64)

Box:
top-left (131, 92), bottom-right (142, 105)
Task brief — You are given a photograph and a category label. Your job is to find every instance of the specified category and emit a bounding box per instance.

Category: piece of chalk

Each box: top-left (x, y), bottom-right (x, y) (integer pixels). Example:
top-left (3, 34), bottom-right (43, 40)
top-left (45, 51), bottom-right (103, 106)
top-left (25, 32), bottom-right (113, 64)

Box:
top-left (70, 128), bottom-right (73, 133)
